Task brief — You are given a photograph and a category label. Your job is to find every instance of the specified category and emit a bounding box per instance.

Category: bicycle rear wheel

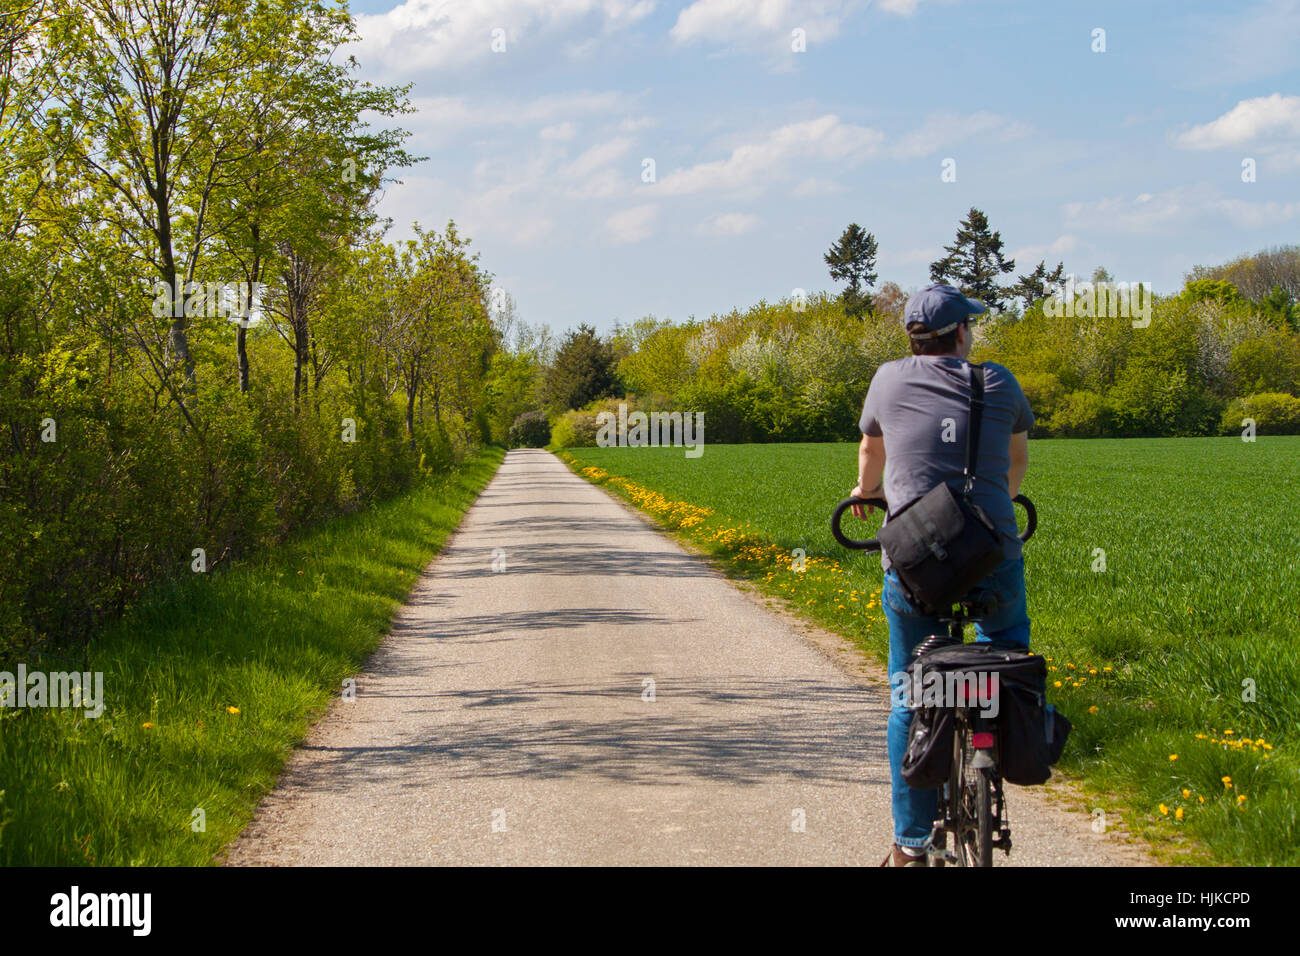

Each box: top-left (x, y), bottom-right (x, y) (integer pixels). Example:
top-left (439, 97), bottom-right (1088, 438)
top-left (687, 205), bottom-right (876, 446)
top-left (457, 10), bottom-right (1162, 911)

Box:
top-left (951, 724), bottom-right (994, 867)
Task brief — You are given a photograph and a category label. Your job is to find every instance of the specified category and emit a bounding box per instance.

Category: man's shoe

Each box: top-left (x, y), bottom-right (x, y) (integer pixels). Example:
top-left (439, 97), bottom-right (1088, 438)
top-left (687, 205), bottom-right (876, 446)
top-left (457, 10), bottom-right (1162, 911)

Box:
top-left (879, 844), bottom-right (928, 867)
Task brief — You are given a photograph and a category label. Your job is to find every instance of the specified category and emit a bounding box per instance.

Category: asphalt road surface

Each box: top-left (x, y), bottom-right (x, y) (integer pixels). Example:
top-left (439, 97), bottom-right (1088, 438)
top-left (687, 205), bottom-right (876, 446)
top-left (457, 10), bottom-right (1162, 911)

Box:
top-left (225, 448), bottom-right (1149, 866)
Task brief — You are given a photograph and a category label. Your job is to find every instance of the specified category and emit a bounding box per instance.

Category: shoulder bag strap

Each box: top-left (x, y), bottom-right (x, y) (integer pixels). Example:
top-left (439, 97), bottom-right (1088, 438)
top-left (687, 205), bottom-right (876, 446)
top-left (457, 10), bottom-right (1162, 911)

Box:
top-left (962, 362), bottom-right (986, 496)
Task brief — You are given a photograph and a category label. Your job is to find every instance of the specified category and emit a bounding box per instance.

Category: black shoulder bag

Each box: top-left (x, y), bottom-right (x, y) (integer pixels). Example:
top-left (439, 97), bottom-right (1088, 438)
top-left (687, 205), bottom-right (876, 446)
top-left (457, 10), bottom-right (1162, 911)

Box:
top-left (876, 362), bottom-right (1005, 614)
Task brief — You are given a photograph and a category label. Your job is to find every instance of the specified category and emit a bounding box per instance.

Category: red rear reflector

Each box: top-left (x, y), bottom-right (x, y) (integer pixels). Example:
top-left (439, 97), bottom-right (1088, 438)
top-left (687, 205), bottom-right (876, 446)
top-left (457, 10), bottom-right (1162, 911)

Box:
top-left (972, 732), bottom-right (995, 749)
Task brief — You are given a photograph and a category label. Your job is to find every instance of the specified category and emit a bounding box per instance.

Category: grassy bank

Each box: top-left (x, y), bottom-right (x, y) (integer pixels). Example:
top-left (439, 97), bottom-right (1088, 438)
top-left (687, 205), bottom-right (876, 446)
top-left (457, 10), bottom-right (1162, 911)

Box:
top-left (0, 447), bottom-right (504, 866)
top-left (559, 439), bottom-right (1300, 865)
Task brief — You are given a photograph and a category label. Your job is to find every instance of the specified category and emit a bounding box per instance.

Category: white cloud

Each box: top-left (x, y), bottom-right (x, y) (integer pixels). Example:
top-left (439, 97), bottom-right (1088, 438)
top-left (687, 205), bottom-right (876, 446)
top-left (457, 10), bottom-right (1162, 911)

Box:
top-left (1176, 93), bottom-right (1300, 149)
top-left (1063, 186), bottom-right (1300, 234)
top-left (670, 0), bottom-right (948, 46)
top-left (404, 91), bottom-right (630, 146)
top-left (891, 111), bottom-right (1032, 159)
top-left (511, 218), bottom-right (557, 244)
top-left (556, 138), bottom-right (638, 199)
top-left (657, 115), bottom-right (883, 196)
top-left (1009, 234), bottom-right (1077, 264)
top-left (1063, 189), bottom-right (1192, 234)
top-left (563, 168), bottom-right (628, 200)
top-left (562, 137), bottom-right (634, 179)
top-left (606, 204), bottom-right (659, 243)
top-left (697, 212), bottom-right (761, 236)
top-left (1213, 198), bottom-right (1300, 229)
top-left (540, 122), bottom-right (578, 141)
top-left (792, 177), bottom-right (844, 197)
top-left (671, 0), bottom-right (847, 45)
top-left (351, 0), bottom-right (656, 74)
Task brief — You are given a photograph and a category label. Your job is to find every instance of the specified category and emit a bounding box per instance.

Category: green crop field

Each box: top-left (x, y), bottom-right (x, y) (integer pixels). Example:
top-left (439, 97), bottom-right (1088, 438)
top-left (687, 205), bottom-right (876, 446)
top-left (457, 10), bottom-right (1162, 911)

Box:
top-left (560, 437), bottom-right (1300, 865)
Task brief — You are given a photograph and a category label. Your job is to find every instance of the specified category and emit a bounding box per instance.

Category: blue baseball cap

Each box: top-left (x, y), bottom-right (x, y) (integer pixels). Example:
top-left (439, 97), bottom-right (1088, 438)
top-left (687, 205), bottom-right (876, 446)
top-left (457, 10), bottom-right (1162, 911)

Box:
top-left (902, 283), bottom-right (987, 339)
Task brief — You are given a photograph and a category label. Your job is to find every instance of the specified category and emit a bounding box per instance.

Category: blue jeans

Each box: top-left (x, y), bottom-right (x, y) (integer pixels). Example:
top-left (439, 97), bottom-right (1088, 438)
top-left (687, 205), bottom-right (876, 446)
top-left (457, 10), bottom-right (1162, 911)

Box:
top-left (882, 557), bottom-right (1030, 848)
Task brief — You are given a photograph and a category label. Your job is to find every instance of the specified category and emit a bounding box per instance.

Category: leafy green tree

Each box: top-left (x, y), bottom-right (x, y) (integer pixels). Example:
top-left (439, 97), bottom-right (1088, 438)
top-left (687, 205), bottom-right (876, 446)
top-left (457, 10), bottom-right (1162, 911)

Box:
top-left (929, 207), bottom-right (1016, 311)
top-left (546, 323), bottom-right (618, 412)
top-left (1189, 245), bottom-right (1300, 301)
top-left (1259, 285), bottom-right (1299, 332)
top-left (824, 223), bottom-right (878, 319)
top-left (1228, 333), bottom-right (1300, 396)
top-left (1182, 278), bottom-right (1244, 305)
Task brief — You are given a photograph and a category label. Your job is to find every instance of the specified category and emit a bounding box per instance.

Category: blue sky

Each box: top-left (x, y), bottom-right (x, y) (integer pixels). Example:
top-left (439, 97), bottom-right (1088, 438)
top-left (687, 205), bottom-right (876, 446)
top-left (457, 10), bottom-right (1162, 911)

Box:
top-left (341, 0), bottom-right (1300, 335)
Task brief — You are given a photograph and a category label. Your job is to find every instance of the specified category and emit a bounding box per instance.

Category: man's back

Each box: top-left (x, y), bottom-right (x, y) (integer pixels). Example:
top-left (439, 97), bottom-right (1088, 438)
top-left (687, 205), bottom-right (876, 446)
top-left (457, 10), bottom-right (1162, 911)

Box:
top-left (858, 354), bottom-right (1034, 570)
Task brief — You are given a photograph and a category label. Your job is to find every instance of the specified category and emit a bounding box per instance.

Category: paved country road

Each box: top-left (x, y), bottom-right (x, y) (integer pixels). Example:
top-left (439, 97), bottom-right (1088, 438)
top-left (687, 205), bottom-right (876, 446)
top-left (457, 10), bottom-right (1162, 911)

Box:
top-left (225, 449), bottom-right (1151, 867)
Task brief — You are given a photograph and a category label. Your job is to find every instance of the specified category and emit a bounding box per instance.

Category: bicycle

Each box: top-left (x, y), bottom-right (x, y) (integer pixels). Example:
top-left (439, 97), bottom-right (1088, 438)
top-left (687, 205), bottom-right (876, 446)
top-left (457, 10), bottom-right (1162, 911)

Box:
top-left (831, 492), bottom-right (1037, 867)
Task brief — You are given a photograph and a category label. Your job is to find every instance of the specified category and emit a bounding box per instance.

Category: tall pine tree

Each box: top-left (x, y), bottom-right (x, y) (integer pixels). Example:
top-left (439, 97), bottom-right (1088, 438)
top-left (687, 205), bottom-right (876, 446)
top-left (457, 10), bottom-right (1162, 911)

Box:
top-left (929, 208), bottom-right (1016, 311)
top-left (824, 223), bottom-right (878, 319)
top-left (1011, 259), bottom-right (1067, 310)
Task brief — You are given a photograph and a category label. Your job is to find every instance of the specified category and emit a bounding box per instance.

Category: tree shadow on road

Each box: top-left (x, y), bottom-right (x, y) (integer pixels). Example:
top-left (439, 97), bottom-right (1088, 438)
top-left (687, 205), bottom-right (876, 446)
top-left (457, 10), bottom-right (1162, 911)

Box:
top-left (281, 674), bottom-right (891, 790)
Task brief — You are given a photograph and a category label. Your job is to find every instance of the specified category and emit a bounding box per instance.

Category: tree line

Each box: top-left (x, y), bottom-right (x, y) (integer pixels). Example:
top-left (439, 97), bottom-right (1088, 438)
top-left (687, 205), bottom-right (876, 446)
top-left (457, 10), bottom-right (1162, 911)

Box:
top-left (508, 211), bottom-right (1299, 447)
top-left (0, 0), bottom-right (510, 656)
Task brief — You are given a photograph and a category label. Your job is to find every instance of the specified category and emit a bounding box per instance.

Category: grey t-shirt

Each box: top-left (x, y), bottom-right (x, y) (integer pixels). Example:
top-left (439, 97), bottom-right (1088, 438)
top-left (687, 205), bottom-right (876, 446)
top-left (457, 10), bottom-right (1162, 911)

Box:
top-left (858, 355), bottom-right (1034, 570)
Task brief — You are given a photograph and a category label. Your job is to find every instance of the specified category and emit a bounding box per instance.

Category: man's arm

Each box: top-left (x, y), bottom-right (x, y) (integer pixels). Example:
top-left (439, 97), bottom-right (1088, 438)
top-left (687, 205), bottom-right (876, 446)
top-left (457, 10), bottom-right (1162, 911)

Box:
top-left (1008, 430), bottom-right (1028, 498)
top-left (850, 432), bottom-right (887, 517)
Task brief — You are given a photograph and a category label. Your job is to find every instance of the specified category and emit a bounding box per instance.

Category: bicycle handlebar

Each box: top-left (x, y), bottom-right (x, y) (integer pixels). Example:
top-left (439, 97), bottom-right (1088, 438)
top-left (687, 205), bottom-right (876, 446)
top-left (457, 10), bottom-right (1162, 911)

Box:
top-left (829, 497), bottom-right (888, 551)
top-left (831, 494), bottom-right (1037, 553)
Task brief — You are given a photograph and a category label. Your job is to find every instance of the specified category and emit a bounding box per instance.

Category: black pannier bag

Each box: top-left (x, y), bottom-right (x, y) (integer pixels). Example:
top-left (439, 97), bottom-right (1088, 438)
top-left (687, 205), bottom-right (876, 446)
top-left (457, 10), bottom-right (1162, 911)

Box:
top-left (899, 643), bottom-right (1070, 788)
top-left (901, 703), bottom-right (955, 789)
top-left (876, 364), bottom-right (1005, 614)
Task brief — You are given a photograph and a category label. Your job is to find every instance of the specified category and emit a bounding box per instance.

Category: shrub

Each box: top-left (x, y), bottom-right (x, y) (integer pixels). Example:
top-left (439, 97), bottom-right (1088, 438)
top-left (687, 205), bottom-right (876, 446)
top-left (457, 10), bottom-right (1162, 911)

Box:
top-left (1220, 392), bottom-right (1300, 436)
top-left (1046, 390), bottom-right (1110, 437)
top-left (508, 410), bottom-right (551, 447)
top-left (549, 411), bottom-right (593, 448)
top-left (1017, 371), bottom-right (1067, 434)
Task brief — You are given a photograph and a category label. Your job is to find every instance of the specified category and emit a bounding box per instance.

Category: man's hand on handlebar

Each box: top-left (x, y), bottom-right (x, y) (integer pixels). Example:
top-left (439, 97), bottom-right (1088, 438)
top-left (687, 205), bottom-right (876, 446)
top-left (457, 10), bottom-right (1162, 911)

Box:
top-left (848, 484), bottom-right (883, 519)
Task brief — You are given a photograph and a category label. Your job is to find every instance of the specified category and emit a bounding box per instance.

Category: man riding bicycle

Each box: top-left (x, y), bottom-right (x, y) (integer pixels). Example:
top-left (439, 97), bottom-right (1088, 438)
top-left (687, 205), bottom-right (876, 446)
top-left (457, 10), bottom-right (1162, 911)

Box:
top-left (849, 283), bottom-right (1034, 868)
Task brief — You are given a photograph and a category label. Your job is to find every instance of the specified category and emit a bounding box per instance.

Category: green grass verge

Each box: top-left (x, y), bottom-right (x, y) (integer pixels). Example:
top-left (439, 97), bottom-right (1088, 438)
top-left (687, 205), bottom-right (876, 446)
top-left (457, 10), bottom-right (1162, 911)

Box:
top-left (0, 446), bottom-right (504, 866)
top-left (559, 438), bottom-right (1300, 866)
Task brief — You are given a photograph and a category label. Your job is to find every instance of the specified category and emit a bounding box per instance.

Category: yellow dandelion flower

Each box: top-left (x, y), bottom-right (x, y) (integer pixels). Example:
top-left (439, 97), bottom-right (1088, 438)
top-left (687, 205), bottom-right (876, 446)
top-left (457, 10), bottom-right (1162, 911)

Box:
top-left (1221, 776), bottom-right (1232, 788)
top-left (142, 722), bottom-right (154, 729)
top-left (1088, 705), bottom-right (1099, 714)
top-left (1175, 807), bottom-right (1184, 821)
top-left (1198, 795), bottom-right (1205, 804)
top-left (1182, 788), bottom-right (1190, 799)
top-left (1169, 754), bottom-right (1178, 761)
top-left (227, 706), bottom-right (240, 715)
top-left (1159, 804), bottom-right (1169, 816)
top-left (1236, 794), bottom-right (1247, 805)
top-left (1053, 680), bottom-right (1062, 688)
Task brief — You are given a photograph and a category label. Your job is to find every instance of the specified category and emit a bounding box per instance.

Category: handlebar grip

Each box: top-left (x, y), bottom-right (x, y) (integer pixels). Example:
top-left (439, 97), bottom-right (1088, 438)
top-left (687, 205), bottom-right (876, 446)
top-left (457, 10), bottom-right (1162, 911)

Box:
top-left (1013, 494), bottom-right (1036, 543)
top-left (830, 497), bottom-right (888, 552)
